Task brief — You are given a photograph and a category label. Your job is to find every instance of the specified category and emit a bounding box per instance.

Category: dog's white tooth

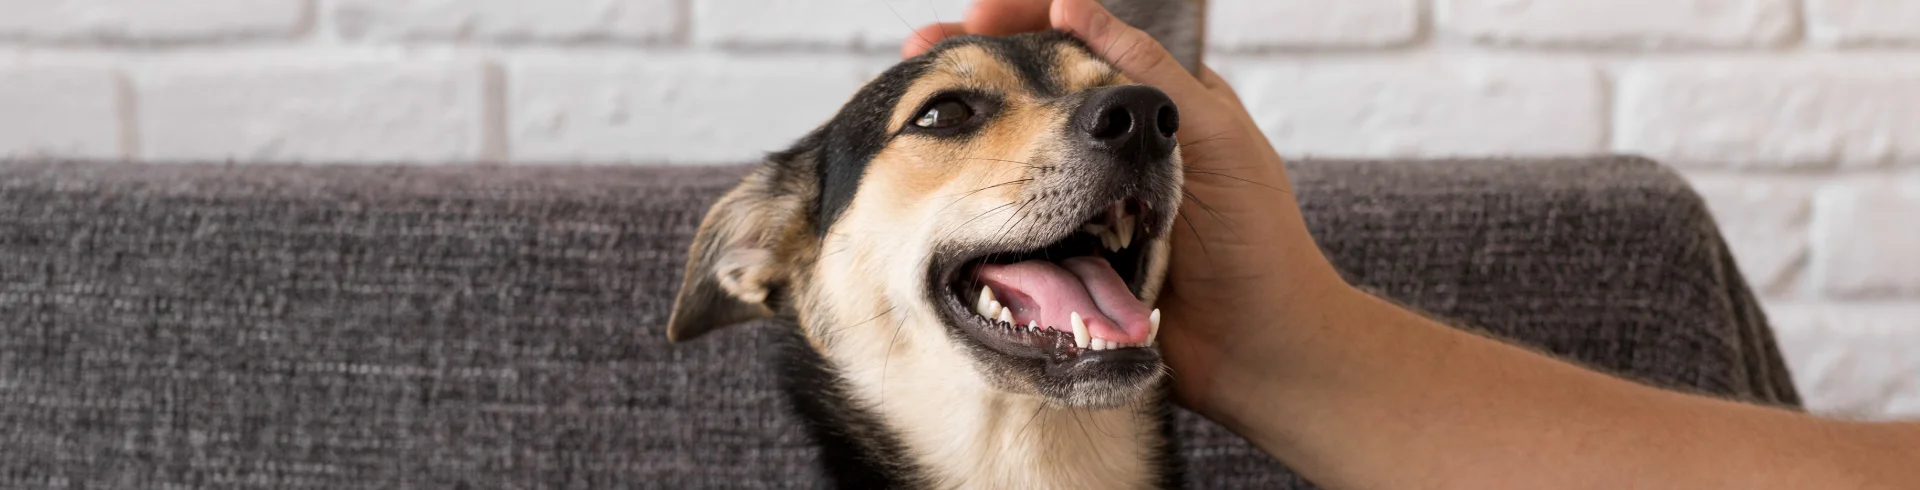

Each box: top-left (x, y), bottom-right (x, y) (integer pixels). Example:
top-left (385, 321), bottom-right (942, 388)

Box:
top-left (1028, 321), bottom-right (1039, 332)
top-left (1149, 309), bottom-right (1161, 346)
top-left (1071, 312), bottom-right (1090, 349)
top-left (977, 286), bottom-right (994, 316)
top-left (1097, 339), bottom-right (1111, 351)
top-left (1118, 214), bottom-right (1135, 249)
top-left (997, 308), bottom-right (1013, 324)
top-left (986, 300), bottom-right (1001, 319)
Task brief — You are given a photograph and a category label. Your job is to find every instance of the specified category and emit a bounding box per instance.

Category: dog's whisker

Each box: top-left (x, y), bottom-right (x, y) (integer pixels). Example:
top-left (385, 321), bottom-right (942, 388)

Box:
top-left (1183, 170), bottom-right (1292, 194)
top-left (1181, 190), bottom-right (1240, 237)
top-left (820, 306), bottom-right (898, 339)
top-left (933, 179), bottom-right (1033, 216)
top-left (933, 202), bottom-right (1018, 244)
top-left (881, 0), bottom-right (936, 53)
top-left (926, 0), bottom-right (952, 39)
top-left (879, 314), bottom-right (906, 405)
top-left (1174, 212), bottom-right (1213, 261)
top-left (960, 157), bottom-right (1055, 173)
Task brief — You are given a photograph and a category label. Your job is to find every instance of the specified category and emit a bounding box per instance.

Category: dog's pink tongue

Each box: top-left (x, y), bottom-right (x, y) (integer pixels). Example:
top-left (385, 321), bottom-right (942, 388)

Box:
top-left (976, 256), bottom-right (1152, 345)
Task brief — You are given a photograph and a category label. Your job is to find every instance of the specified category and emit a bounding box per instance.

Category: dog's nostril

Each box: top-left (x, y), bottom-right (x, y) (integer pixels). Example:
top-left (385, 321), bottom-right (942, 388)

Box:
top-left (1091, 107), bottom-right (1133, 141)
top-left (1156, 105), bottom-right (1179, 137)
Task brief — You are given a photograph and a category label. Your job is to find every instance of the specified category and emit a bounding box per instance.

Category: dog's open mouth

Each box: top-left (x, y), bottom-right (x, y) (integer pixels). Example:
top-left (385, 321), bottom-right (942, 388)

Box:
top-left (939, 198), bottom-right (1161, 361)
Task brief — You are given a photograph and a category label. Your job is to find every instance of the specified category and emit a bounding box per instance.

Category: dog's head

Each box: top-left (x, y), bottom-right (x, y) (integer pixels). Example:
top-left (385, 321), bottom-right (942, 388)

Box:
top-left (668, 31), bottom-right (1181, 409)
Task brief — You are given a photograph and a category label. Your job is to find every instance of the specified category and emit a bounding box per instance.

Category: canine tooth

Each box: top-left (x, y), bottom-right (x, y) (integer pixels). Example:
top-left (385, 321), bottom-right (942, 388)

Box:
top-left (986, 300), bottom-right (1001, 319)
top-left (1117, 214), bottom-right (1135, 249)
top-left (977, 287), bottom-right (995, 316)
top-left (1149, 309), bottom-right (1161, 346)
top-left (1071, 312), bottom-right (1090, 349)
top-left (997, 308), bottom-right (1014, 324)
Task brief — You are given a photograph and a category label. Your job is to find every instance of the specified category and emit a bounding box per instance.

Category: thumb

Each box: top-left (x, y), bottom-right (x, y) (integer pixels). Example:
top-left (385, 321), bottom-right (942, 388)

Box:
top-left (1050, 0), bottom-right (1208, 103)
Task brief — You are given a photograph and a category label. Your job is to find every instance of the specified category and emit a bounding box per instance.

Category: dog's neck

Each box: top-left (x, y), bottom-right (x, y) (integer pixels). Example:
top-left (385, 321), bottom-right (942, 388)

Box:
top-left (820, 312), bottom-right (1164, 489)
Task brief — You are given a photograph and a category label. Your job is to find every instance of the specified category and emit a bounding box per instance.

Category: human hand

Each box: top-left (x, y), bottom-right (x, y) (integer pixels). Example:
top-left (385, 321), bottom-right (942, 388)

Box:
top-left (903, 0), bottom-right (1355, 419)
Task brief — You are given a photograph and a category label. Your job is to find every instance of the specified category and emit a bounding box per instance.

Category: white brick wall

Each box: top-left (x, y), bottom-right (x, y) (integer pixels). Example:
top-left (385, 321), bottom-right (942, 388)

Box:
top-left (136, 57), bottom-right (489, 162)
top-left (0, 0), bottom-right (1915, 420)
top-left (0, 0), bottom-right (308, 43)
top-left (0, 66), bottom-right (122, 158)
top-left (1806, 0), bottom-right (1920, 46)
top-left (333, 0), bottom-right (680, 43)
top-left (1206, 0), bottom-right (1420, 49)
top-left (1437, 0), bottom-right (1798, 48)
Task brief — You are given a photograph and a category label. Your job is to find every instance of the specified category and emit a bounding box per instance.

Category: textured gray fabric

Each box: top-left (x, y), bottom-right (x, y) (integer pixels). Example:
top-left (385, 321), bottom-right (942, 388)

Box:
top-left (0, 157), bottom-right (1797, 489)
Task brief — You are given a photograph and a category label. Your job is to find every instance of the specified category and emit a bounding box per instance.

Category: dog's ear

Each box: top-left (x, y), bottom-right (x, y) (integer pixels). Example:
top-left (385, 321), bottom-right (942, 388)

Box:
top-left (667, 134), bottom-right (822, 342)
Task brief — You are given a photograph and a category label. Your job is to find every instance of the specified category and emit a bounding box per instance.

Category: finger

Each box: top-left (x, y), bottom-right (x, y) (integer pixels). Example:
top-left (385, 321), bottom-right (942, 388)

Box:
top-left (901, 22), bottom-right (967, 58)
top-left (1050, 0), bottom-right (1210, 104)
top-left (964, 0), bottom-right (1052, 36)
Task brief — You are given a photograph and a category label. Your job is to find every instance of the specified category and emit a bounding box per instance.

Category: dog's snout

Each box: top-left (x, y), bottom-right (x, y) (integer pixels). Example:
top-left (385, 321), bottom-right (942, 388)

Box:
top-left (1077, 85), bottom-right (1178, 159)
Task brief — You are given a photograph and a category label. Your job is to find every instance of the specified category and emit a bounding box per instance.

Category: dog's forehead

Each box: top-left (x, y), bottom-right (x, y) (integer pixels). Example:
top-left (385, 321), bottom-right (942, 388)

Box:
top-left (927, 33), bottom-right (1119, 97)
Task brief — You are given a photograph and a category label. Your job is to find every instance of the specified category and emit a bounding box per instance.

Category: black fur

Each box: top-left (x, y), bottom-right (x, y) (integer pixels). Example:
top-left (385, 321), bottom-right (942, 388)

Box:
top-left (811, 54), bottom-right (929, 236)
top-left (772, 325), bottom-right (928, 488)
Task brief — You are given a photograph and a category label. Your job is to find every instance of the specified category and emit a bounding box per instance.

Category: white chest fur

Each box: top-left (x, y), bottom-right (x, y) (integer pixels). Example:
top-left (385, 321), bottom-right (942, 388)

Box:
top-left (825, 316), bottom-right (1161, 490)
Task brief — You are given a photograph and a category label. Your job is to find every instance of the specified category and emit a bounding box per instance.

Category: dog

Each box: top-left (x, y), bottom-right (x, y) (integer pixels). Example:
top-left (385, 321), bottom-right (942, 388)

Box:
top-left (667, 27), bottom-right (1191, 489)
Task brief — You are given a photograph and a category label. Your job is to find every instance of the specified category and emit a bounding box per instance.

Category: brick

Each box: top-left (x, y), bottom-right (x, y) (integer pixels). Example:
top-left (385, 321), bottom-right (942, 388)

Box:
top-left (1616, 60), bottom-right (1920, 168)
top-left (1809, 181), bottom-right (1920, 298)
top-left (509, 54), bottom-right (886, 164)
top-left (334, 0), bottom-right (678, 43)
top-left (1687, 175), bottom-right (1814, 296)
top-left (1807, 0), bottom-right (1920, 46)
top-left (0, 67), bottom-right (120, 159)
top-left (1436, 0), bottom-right (1796, 48)
top-left (1207, 0), bottom-right (1419, 49)
top-left (135, 59), bottom-right (486, 163)
top-left (1769, 304), bottom-right (1920, 420)
top-left (1217, 58), bottom-right (1604, 158)
top-left (694, 0), bottom-right (972, 50)
top-left (0, 0), bottom-right (306, 43)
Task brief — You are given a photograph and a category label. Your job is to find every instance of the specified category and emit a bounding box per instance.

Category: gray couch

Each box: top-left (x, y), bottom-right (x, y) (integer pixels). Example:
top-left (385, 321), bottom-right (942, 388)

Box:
top-left (0, 156), bottom-right (1799, 489)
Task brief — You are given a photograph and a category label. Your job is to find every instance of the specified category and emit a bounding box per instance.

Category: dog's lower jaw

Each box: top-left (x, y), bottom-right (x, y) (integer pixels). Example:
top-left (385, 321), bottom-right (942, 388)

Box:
top-left (829, 317), bottom-right (1167, 490)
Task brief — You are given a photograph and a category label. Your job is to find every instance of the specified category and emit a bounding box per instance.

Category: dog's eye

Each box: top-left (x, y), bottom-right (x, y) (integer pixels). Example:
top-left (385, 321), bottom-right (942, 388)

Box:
top-left (914, 99), bottom-right (972, 129)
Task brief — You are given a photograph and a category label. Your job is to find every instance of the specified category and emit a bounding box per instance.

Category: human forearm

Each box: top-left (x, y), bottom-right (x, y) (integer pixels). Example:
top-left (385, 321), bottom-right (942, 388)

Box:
top-left (1198, 286), bottom-right (1920, 490)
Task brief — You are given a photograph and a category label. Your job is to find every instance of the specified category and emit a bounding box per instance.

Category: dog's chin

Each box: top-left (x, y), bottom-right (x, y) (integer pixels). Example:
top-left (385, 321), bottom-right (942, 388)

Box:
top-left (926, 198), bottom-right (1169, 410)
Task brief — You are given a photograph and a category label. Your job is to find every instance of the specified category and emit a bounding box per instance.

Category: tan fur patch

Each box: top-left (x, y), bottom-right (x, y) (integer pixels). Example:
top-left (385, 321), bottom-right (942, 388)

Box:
top-left (1053, 44), bottom-right (1130, 94)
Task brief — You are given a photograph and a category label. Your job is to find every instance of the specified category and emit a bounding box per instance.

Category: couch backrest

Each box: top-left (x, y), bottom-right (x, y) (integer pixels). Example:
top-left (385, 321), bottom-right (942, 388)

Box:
top-left (0, 157), bottom-right (1797, 489)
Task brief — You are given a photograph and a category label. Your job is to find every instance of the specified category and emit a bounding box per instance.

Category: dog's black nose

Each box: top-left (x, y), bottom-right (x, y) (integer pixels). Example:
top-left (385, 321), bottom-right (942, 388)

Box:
top-left (1076, 85), bottom-right (1178, 159)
